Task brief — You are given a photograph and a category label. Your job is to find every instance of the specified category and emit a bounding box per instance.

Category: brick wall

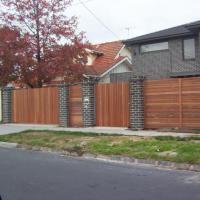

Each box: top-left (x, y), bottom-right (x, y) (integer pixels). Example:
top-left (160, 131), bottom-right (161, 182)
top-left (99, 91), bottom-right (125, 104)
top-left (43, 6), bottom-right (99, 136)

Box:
top-left (129, 76), bottom-right (145, 130)
top-left (58, 84), bottom-right (69, 127)
top-left (131, 37), bottom-right (200, 79)
top-left (82, 79), bottom-right (96, 127)
top-left (170, 38), bottom-right (200, 73)
top-left (2, 87), bottom-right (13, 123)
top-left (110, 72), bottom-right (133, 82)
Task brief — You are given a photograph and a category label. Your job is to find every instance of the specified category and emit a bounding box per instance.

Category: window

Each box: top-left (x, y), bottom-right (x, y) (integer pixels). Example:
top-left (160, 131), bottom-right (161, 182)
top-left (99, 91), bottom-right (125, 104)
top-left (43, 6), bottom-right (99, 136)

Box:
top-left (183, 38), bottom-right (195, 60)
top-left (140, 42), bottom-right (168, 53)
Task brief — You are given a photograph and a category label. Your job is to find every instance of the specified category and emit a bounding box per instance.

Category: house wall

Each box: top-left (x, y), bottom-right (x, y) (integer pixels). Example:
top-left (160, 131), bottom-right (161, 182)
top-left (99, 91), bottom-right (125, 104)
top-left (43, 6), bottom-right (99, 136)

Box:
top-left (99, 62), bottom-right (131, 83)
top-left (118, 47), bottom-right (132, 60)
top-left (110, 72), bottom-right (133, 83)
top-left (87, 54), bottom-right (97, 65)
top-left (130, 35), bottom-right (200, 79)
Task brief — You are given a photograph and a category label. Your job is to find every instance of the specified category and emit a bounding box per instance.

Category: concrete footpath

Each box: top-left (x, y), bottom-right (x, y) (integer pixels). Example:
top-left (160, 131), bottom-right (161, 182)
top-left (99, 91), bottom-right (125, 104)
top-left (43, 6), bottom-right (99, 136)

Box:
top-left (0, 124), bottom-right (199, 137)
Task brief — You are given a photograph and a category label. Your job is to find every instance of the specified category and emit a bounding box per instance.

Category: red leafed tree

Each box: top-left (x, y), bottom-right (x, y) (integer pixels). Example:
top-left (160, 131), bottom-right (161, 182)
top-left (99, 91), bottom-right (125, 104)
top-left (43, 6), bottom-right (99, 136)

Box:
top-left (0, 27), bottom-right (23, 87)
top-left (0, 0), bottom-right (88, 88)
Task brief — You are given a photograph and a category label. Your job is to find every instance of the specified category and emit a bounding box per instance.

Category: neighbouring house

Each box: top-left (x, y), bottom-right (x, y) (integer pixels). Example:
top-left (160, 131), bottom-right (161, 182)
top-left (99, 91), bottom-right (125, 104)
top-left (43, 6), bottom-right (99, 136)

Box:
top-left (124, 20), bottom-right (200, 79)
top-left (11, 41), bottom-right (133, 88)
top-left (84, 41), bottom-right (133, 83)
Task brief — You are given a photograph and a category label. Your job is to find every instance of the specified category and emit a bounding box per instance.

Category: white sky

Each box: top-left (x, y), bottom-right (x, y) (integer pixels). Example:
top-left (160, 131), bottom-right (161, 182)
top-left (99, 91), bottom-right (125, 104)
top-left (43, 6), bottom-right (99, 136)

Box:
top-left (68, 0), bottom-right (200, 44)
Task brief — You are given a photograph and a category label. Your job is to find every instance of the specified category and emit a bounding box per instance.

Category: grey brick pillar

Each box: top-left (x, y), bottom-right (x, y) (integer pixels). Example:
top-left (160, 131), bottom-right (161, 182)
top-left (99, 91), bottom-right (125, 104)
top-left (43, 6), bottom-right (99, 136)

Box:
top-left (58, 84), bottom-right (69, 127)
top-left (82, 78), bottom-right (96, 127)
top-left (198, 32), bottom-right (200, 61)
top-left (129, 76), bottom-right (145, 130)
top-left (199, 32), bottom-right (200, 46)
top-left (2, 87), bottom-right (13, 123)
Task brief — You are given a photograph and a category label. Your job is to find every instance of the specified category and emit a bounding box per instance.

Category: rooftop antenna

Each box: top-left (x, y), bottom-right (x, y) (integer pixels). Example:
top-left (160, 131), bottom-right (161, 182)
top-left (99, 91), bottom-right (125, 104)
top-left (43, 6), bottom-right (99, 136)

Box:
top-left (125, 27), bottom-right (132, 38)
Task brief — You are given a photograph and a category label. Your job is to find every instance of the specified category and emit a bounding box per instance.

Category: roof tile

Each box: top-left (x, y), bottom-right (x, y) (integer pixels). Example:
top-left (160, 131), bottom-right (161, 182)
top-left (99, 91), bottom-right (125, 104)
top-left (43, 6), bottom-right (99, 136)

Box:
top-left (86, 41), bottom-right (125, 75)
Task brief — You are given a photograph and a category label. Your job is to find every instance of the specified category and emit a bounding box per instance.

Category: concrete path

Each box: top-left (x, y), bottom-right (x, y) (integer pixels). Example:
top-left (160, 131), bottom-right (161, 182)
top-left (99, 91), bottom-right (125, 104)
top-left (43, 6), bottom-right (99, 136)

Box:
top-left (1, 147), bottom-right (200, 200)
top-left (0, 123), bottom-right (199, 137)
top-left (0, 124), bottom-right (56, 135)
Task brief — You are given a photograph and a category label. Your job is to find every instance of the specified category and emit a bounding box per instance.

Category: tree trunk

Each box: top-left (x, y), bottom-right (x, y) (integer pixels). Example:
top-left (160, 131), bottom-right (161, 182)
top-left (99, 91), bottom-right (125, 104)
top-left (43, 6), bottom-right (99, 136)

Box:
top-left (34, 0), bottom-right (43, 88)
top-left (35, 0), bottom-right (41, 62)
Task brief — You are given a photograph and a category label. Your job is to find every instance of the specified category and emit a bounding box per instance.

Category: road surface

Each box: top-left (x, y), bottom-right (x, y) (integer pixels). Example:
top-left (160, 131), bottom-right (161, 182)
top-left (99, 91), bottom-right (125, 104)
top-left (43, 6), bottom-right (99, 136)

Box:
top-left (0, 147), bottom-right (200, 200)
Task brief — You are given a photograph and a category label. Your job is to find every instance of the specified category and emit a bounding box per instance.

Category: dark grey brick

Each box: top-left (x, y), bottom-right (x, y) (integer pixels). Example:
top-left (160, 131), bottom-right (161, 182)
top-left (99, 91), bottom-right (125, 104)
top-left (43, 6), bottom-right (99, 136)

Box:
top-left (82, 79), bottom-right (96, 127)
top-left (58, 84), bottom-right (69, 127)
top-left (2, 87), bottom-right (13, 123)
top-left (129, 76), bottom-right (145, 130)
top-left (130, 36), bottom-right (200, 79)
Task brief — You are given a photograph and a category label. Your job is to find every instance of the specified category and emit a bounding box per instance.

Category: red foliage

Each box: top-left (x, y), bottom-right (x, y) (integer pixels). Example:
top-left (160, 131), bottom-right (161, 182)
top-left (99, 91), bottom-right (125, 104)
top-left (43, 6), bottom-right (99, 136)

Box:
top-left (0, 0), bottom-right (88, 88)
top-left (0, 27), bottom-right (24, 86)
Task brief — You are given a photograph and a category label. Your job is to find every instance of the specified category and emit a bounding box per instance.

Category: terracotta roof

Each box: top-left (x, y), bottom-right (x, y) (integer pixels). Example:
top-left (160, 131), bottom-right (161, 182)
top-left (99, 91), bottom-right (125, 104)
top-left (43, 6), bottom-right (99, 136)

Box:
top-left (85, 41), bottom-right (126, 76)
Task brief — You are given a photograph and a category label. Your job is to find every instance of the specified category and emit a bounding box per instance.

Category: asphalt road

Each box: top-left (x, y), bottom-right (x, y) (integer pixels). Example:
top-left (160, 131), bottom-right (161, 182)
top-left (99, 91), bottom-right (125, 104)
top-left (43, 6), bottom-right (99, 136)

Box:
top-left (0, 148), bottom-right (200, 200)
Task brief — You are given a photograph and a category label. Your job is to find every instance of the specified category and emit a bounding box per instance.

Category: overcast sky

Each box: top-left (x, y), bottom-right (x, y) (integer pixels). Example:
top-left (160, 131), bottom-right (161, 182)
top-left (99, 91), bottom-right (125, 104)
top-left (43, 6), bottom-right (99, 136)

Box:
top-left (68, 0), bottom-right (200, 44)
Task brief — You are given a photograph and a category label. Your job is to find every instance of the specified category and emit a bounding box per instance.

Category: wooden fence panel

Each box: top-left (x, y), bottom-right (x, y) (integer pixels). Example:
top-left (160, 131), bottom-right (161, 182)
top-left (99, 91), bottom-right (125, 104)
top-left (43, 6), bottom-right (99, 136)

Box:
top-left (12, 87), bottom-right (59, 124)
top-left (96, 82), bottom-right (129, 127)
top-left (181, 77), bottom-right (200, 128)
top-left (69, 85), bottom-right (83, 127)
top-left (144, 77), bottom-right (200, 129)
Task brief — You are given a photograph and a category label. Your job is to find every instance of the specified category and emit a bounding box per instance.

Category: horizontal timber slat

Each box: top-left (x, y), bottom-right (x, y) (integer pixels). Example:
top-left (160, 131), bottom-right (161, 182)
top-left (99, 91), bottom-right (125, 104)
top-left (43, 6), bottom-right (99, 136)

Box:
top-left (144, 77), bottom-right (200, 129)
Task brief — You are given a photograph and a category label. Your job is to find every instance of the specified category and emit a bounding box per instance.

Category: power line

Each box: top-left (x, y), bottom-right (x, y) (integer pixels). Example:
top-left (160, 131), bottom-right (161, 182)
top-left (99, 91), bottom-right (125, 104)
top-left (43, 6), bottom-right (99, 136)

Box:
top-left (71, 0), bottom-right (95, 6)
top-left (78, 0), bottom-right (120, 40)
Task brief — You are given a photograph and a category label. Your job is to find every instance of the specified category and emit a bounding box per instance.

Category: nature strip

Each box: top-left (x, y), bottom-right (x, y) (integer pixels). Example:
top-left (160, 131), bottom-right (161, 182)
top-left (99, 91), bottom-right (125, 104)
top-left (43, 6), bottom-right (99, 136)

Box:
top-left (1, 141), bottom-right (200, 173)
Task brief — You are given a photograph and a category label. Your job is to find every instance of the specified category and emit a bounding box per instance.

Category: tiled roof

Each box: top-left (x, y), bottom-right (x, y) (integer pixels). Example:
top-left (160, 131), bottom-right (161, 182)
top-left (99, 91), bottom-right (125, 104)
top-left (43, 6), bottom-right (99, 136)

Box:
top-left (85, 41), bottom-right (125, 76)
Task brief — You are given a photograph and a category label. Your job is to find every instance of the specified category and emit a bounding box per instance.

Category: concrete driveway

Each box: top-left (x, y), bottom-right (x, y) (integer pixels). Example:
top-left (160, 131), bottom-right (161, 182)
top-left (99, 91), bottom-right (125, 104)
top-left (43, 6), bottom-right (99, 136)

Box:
top-left (0, 123), bottom-right (199, 137)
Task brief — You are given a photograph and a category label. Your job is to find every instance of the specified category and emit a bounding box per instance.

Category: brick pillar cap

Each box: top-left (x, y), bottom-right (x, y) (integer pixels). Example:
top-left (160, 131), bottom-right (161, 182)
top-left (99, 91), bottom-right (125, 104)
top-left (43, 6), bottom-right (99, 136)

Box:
top-left (2, 86), bottom-right (14, 91)
top-left (58, 83), bottom-right (69, 88)
top-left (82, 77), bottom-right (97, 85)
top-left (130, 76), bottom-right (145, 81)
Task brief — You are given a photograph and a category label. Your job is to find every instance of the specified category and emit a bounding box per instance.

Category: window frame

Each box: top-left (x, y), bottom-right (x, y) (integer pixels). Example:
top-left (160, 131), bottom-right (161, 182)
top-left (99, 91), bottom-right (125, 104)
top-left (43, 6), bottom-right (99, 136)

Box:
top-left (183, 38), bottom-right (196, 60)
top-left (140, 41), bottom-right (169, 54)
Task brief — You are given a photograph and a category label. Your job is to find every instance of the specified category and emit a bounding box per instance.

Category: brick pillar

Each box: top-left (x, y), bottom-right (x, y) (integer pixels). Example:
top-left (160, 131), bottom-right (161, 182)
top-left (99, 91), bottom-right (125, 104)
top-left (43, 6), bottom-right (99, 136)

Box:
top-left (82, 78), bottom-right (96, 127)
top-left (2, 87), bottom-right (13, 123)
top-left (129, 76), bottom-right (145, 130)
top-left (199, 32), bottom-right (200, 47)
top-left (58, 84), bottom-right (69, 127)
top-left (198, 32), bottom-right (200, 63)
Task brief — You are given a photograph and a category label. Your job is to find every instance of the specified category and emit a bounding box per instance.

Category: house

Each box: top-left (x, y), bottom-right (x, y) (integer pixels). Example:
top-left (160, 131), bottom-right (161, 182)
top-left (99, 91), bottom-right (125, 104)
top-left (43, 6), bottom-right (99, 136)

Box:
top-left (84, 41), bottom-right (133, 83)
top-left (124, 20), bottom-right (200, 79)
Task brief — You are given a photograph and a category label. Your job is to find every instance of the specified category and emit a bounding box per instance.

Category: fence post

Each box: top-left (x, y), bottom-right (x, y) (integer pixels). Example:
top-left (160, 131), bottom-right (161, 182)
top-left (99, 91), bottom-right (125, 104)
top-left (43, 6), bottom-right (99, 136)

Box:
top-left (82, 78), bottom-right (96, 127)
top-left (2, 87), bottom-right (13, 123)
top-left (58, 84), bottom-right (69, 127)
top-left (129, 76), bottom-right (145, 130)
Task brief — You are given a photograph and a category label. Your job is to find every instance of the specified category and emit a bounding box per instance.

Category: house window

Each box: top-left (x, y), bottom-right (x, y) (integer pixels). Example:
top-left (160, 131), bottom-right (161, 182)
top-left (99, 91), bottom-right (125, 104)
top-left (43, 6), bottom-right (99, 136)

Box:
top-left (183, 38), bottom-right (195, 60)
top-left (140, 42), bottom-right (168, 53)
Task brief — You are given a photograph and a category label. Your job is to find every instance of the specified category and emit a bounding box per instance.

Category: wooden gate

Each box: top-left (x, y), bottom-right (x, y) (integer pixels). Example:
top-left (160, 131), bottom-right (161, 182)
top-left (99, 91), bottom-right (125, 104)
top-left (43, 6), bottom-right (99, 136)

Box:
top-left (144, 77), bottom-right (200, 129)
top-left (69, 85), bottom-right (83, 127)
top-left (96, 82), bottom-right (129, 127)
top-left (12, 87), bottom-right (59, 124)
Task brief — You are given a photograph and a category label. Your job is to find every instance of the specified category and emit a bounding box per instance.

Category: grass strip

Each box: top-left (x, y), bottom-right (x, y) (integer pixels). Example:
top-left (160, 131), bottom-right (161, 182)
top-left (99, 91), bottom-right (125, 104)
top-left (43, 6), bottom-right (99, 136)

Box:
top-left (0, 130), bottom-right (200, 164)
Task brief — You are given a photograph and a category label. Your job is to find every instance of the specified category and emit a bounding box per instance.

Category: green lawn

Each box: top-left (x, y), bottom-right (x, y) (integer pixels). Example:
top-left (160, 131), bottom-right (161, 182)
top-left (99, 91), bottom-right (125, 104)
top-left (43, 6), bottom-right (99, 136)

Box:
top-left (0, 130), bottom-right (200, 164)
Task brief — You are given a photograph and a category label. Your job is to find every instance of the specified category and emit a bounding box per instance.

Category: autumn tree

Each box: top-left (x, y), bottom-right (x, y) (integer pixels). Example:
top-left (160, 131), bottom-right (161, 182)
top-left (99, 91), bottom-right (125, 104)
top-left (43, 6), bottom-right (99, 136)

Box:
top-left (0, 27), bottom-right (23, 87)
top-left (0, 0), bottom-right (88, 88)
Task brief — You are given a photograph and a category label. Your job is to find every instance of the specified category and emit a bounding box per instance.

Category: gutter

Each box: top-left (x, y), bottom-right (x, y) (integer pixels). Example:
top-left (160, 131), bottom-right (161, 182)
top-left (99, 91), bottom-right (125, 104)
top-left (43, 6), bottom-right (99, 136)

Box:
top-left (83, 74), bottom-right (100, 80)
top-left (123, 32), bottom-right (195, 46)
